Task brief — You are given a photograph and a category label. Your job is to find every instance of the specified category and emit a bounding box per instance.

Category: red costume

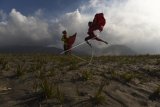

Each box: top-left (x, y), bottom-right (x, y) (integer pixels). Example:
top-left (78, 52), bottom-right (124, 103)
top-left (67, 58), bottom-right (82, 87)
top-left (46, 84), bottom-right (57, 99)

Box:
top-left (85, 13), bottom-right (108, 46)
top-left (61, 30), bottom-right (76, 55)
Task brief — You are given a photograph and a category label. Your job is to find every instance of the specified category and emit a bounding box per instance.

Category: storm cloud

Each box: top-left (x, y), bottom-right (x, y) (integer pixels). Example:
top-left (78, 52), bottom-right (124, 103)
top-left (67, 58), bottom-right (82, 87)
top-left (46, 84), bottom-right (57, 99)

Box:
top-left (0, 0), bottom-right (160, 54)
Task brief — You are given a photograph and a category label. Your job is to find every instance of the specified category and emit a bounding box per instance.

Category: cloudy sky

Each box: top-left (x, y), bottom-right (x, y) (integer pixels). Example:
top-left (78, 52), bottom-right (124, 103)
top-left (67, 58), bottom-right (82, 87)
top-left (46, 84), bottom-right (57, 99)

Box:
top-left (0, 0), bottom-right (160, 54)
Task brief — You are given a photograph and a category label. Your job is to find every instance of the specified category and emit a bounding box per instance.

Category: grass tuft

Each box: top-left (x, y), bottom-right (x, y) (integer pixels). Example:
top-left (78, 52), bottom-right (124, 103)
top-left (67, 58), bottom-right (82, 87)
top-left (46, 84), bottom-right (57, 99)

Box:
top-left (90, 80), bottom-right (107, 105)
top-left (39, 78), bottom-right (55, 99)
top-left (149, 85), bottom-right (160, 101)
top-left (16, 63), bottom-right (25, 77)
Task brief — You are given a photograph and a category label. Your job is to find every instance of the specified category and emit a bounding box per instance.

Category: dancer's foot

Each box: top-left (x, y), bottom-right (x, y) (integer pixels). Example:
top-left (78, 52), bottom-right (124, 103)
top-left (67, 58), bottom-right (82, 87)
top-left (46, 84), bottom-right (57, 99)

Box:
top-left (104, 41), bottom-right (108, 45)
top-left (86, 41), bottom-right (92, 47)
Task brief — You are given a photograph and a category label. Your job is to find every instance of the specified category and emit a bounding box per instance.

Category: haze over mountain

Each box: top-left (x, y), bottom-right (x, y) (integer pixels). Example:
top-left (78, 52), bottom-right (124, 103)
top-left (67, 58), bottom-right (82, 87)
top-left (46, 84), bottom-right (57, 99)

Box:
top-left (0, 44), bottom-right (136, 56)
top-left (0, 46), bottom-right (62, 54)
top-left (101, 45), bottom-right (136, 55)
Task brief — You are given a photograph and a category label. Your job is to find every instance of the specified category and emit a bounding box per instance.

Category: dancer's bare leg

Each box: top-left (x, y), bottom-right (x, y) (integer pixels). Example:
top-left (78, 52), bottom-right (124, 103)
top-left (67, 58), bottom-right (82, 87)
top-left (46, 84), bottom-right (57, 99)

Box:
top-left (86, 40), bottom-right (92, 47)
top-left (85, 36), bottom-right (92, 47)
top-left (95, 37), bottom-right (108, 45)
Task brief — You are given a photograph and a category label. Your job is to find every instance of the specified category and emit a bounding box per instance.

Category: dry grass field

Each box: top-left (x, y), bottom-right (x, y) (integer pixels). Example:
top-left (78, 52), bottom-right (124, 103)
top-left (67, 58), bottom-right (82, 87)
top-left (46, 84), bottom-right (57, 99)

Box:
top-left (0, 54), bottom-right (160, 107)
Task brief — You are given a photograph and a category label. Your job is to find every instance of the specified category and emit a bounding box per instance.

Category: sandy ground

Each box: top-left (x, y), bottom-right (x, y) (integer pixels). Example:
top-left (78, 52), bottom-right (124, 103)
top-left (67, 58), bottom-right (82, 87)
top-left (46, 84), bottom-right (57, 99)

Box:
top-left (0, 54), bottom-right (160, 107)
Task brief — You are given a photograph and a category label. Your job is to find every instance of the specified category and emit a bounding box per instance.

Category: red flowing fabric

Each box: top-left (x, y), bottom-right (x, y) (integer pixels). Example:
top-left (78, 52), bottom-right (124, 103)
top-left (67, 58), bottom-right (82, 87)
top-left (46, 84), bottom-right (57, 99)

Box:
top-left (91, 13), bottom-right (106, 32)
top-left (67, 33), bottom-right (76, 50)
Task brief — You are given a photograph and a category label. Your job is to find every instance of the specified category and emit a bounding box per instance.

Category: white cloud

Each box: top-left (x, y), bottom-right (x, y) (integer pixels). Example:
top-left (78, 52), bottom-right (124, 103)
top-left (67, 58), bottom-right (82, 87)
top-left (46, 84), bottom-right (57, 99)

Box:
top-left (0, 8), bottom-right (90, 49)
top-left (0, 9), bottom-right (51, 46)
